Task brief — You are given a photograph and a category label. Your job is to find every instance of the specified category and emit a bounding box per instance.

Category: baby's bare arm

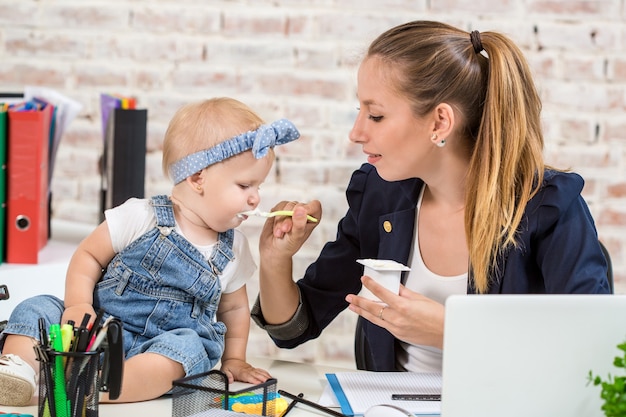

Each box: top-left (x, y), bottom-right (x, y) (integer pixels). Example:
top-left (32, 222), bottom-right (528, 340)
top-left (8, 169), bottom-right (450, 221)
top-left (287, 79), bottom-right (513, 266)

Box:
top-left (63, 222), bottom-right (116, 325)
top-left (218, 286), bottom-right (271, 383)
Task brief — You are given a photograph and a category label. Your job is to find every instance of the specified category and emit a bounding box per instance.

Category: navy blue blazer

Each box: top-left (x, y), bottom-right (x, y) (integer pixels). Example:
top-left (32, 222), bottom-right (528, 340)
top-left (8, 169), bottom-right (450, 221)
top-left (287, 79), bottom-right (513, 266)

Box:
top-left (272, 164), bottom-right (610, 370)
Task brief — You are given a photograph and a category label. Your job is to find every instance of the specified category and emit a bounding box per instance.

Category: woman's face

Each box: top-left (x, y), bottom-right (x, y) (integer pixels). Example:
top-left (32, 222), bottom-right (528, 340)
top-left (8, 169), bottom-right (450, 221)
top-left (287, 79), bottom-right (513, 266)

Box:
top-left (349, 56), bottom-right (435, 182)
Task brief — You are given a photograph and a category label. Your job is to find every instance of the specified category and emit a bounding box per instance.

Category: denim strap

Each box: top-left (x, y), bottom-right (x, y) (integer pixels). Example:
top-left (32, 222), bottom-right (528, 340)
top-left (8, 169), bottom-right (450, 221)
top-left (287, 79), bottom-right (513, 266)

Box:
top-left (151, 195), bottom-right (176, 228)
top-left (150, 195), bottom-right (234, 275)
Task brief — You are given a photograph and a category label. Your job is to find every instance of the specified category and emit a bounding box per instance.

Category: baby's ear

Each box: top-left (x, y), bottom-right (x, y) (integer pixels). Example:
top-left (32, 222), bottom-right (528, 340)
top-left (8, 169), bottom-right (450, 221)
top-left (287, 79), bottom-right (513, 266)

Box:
top-left (186, 171), bottom-right (204, 192)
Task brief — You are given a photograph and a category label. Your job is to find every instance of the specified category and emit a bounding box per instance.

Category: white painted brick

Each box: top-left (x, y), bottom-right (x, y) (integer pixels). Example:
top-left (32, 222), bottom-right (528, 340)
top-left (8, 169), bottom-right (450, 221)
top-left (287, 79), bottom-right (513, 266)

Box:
top-left (2, 1), bottom-right (625, 369)
top-left (535, 22), bottom-right (620, 52)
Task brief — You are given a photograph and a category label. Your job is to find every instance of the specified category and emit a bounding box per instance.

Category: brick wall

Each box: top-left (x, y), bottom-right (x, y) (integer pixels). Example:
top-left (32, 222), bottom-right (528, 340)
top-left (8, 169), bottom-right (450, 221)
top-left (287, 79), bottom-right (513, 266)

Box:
top-left (1, 0), bottom-right (625, 368)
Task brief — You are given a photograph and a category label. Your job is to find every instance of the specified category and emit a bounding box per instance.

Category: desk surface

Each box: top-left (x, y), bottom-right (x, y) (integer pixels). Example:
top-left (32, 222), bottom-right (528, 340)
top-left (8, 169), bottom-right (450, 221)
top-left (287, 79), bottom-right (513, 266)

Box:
top-left (0, 357), bottom-right (349, 417)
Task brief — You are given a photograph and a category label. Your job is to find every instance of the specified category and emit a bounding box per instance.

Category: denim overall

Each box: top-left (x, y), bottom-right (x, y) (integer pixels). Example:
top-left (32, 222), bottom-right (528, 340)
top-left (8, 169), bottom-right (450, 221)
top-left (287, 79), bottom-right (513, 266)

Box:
top-left (91, 195), bottom-right (235, 375)
top-left (1, 196), bottom-right (233, 376)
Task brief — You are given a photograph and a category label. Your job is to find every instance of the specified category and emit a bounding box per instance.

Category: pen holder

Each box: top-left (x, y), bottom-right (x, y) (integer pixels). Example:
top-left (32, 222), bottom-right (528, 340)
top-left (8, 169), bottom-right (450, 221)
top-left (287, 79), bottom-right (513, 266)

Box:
top-left (38, 349), bottom-right (103, 417)
top-left (172, 370), bottom-right (281, 417)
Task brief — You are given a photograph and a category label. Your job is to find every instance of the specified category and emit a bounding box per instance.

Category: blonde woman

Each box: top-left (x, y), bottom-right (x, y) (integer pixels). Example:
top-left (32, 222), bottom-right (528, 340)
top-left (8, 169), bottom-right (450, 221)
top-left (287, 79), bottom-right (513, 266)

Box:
top-left (252, 21), bottom-right (610, 373)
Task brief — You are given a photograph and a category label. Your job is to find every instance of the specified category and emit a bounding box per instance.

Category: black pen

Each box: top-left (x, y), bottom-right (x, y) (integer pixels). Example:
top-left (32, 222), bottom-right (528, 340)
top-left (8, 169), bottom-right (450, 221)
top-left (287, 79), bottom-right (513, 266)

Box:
top-left (278, 389), bottom-right (347, 417)
top-left (88, 308), bottom-right (105, 340)
top-left (392, 393), bottom-right (441, 401)
top-left (71, 312), bottom-right (91, 352)
top-left (79, 312), bottom-right (92, 330)
top-left (38, 317), bottom-right (48, 348)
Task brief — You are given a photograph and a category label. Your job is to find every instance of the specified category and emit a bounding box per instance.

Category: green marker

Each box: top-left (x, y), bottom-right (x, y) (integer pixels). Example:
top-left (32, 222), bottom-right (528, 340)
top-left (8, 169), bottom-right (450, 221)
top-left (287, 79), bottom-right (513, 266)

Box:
top-left (50, 324), bottom-right (69, 417)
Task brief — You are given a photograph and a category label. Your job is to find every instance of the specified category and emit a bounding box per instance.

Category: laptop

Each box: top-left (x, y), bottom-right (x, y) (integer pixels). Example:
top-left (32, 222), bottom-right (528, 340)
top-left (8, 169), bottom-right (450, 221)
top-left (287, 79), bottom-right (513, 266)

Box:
top-left (441, 294), bottom-right (626, 417)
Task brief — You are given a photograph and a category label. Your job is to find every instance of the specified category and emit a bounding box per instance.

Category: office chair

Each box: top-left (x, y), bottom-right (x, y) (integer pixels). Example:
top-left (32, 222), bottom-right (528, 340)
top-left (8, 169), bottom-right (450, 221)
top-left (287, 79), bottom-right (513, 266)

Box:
top-left (354, 318), bottom-right (371, 370)
top-left (354, 241), bottom-right (615, 369)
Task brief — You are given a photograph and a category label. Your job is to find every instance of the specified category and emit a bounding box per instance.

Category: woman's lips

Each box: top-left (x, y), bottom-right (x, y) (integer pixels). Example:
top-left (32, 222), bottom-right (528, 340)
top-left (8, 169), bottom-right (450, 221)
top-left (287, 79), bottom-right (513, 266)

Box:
top-left (366, 153), bottom-right (381, 164)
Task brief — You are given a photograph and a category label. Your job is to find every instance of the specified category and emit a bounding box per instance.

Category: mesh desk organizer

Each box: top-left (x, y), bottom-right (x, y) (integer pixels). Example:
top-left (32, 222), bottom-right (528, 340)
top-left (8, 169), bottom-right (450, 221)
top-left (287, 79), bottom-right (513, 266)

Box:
top-left (0, 285), bottom-right (8, 332)
top-left (172, 370), bottom-right (280, 417)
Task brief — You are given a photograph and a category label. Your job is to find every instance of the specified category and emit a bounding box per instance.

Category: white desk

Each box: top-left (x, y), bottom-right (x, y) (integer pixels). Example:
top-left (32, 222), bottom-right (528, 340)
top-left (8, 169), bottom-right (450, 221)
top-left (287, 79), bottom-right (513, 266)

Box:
top-left (0, 357), bottom-right (350, 416)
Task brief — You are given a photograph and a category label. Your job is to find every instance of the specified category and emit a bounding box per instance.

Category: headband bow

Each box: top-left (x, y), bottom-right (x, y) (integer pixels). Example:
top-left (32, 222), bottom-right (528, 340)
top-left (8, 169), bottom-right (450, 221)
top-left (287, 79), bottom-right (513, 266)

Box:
top-left (169, 118), bottom-right (300, 184)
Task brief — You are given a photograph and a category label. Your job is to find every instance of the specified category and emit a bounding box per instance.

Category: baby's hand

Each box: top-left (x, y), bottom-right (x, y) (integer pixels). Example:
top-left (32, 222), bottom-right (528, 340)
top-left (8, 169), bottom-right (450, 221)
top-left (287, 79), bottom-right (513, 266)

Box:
top-left (62, 303), bottom-right (96, 327)
top-left (220, 358), bottom-right (272, 384)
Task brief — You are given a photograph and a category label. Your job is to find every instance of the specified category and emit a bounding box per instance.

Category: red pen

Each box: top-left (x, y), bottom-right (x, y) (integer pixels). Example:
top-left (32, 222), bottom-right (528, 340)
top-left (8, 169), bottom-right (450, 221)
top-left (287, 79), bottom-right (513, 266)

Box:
top-left (88, 316), bottom-right (113, 352)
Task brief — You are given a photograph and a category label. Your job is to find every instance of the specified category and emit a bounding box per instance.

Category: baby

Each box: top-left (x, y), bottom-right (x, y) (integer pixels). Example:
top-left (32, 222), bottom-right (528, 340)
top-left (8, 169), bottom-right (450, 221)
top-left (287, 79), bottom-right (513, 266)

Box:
top-left (0, 97), bottom-right (300, 405)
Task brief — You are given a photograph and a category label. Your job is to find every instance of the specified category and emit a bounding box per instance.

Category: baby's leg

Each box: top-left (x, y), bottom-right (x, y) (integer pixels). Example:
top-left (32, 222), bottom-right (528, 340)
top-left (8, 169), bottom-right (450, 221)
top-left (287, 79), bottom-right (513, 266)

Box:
top-left (0, 294), bottom-right (63, 406)
top-left (0, 334), bottom-right (39, 406)
top-left (2, 334), bottom-right (38, 371)
top-left (100, 352), bottom-right (184, 403)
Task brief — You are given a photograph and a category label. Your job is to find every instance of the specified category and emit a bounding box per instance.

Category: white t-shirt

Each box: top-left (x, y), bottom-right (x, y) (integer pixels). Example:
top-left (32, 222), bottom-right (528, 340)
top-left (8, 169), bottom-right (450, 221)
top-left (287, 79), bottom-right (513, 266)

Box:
top-left (396, 188), bottom-right (468, 373)
top-left (104, 198), bottom-right (256, 294)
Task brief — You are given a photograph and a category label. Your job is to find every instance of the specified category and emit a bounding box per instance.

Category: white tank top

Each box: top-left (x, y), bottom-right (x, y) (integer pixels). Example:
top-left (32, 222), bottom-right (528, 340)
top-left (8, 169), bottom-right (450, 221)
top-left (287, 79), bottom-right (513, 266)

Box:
top-left (396, 187), bottom-right (467, 373)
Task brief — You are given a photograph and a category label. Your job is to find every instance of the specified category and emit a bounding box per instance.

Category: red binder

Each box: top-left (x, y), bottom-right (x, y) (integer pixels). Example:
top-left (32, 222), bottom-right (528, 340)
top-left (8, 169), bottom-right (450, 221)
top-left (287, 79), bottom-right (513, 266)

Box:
top-left (6, 104), bottom-right (52, 264)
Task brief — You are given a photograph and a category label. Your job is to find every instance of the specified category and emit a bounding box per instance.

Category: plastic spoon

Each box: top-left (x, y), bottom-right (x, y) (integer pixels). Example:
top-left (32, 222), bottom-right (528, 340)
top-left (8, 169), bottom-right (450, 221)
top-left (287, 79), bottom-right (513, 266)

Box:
top-left (238, 208), bottom-right (318, 223)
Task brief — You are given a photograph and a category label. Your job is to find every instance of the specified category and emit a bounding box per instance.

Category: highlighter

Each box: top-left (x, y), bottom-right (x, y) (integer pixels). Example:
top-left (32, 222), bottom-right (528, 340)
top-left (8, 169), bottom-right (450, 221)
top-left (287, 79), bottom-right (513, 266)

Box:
top-left (49, 324), bottom-right (70, 417)
top-left (60, 324), bottom-right (73, 353)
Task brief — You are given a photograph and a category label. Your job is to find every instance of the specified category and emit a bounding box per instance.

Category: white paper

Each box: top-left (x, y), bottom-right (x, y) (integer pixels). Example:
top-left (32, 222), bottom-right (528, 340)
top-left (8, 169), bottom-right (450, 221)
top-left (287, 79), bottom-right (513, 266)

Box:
top-left (327, 371), bottom-right (441, 415)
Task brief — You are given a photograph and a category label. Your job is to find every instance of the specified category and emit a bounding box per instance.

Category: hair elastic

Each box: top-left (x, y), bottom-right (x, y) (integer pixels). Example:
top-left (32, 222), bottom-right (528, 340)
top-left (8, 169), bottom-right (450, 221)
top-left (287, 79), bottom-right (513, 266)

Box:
top-left (470, 30), bottom-right (484, 54)
top-left (169, 118), bottom-right (300, 184)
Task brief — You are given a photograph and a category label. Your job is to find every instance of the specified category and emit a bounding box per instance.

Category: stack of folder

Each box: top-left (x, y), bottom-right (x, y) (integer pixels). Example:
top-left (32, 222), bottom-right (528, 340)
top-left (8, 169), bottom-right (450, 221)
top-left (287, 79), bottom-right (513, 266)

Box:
top-left (0, 102), bottom-right (10, 265)
top-left (5, 98), bottom-right (52, 264)
top-left (0, 89), bottom-right (81, 265)
top-left (0, 89), bottom-right (147, 265)
top-left (99, 94), bottom-right (147, 222)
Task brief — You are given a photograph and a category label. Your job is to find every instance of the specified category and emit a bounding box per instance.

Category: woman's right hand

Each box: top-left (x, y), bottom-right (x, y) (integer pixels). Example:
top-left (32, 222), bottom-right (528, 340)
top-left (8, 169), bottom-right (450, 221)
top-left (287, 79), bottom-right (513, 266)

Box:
top-left (259, 200), bottom-right (322, 258)
top-left (257, 200), bottom-right (321, 324)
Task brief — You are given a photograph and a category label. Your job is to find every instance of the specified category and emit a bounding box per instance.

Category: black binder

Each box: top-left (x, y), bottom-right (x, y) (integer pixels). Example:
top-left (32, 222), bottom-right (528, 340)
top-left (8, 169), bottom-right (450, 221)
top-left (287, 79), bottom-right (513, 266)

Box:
top-left (100, 107), bottom-right (147, 222)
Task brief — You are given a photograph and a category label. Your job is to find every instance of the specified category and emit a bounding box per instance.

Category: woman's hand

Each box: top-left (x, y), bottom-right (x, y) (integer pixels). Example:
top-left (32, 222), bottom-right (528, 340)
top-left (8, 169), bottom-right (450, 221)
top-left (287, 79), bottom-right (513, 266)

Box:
top-left (345, 275), bottom-right (445, 349)
top-left (259, 200), bottom-right (322, 259)
top-left (257, 200), bottom-right (322, 325)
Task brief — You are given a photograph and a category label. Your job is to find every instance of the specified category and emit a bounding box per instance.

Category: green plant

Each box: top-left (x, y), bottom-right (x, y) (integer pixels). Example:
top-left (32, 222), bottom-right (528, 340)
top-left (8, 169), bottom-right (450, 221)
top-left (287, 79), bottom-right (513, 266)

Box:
top-left (589, 340), bottom-right (626, 416)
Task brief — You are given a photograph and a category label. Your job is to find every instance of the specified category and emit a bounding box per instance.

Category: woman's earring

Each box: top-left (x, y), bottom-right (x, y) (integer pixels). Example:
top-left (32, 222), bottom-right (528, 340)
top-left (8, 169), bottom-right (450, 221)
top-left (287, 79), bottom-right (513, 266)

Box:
top-left (432, 132), bottom-right (446, 148)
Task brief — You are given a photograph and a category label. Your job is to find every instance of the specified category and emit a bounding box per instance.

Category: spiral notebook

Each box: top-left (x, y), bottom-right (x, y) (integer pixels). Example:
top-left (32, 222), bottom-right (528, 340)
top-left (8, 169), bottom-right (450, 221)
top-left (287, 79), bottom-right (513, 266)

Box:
top-left (325, 371), bottom-right (441, 416)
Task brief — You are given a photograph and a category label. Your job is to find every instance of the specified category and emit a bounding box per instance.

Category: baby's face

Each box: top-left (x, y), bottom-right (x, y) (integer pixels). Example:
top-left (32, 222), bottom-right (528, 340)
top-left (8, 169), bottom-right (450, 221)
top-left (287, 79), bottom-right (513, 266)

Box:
top-left (195, 150), bottom-right (274, 232)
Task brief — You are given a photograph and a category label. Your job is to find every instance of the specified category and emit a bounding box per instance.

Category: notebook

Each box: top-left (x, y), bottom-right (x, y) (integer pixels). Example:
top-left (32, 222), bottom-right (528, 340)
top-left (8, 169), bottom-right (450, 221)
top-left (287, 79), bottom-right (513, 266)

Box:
top-left (441, 294), bottom-right (626, 417)
top-left (325, 371), bottom-right (442, 415)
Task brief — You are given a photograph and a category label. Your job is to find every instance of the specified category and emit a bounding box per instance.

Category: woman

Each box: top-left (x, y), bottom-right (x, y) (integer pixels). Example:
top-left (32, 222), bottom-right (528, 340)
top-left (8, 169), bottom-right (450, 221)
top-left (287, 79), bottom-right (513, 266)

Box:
top-left (251, 21), bottom-right (610, 372)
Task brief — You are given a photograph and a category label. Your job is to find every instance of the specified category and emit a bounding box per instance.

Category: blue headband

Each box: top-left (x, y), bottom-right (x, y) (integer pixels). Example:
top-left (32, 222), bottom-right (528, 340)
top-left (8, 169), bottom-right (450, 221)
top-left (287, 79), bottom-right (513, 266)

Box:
top-left (169, 118), bottom-right (300, 184)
